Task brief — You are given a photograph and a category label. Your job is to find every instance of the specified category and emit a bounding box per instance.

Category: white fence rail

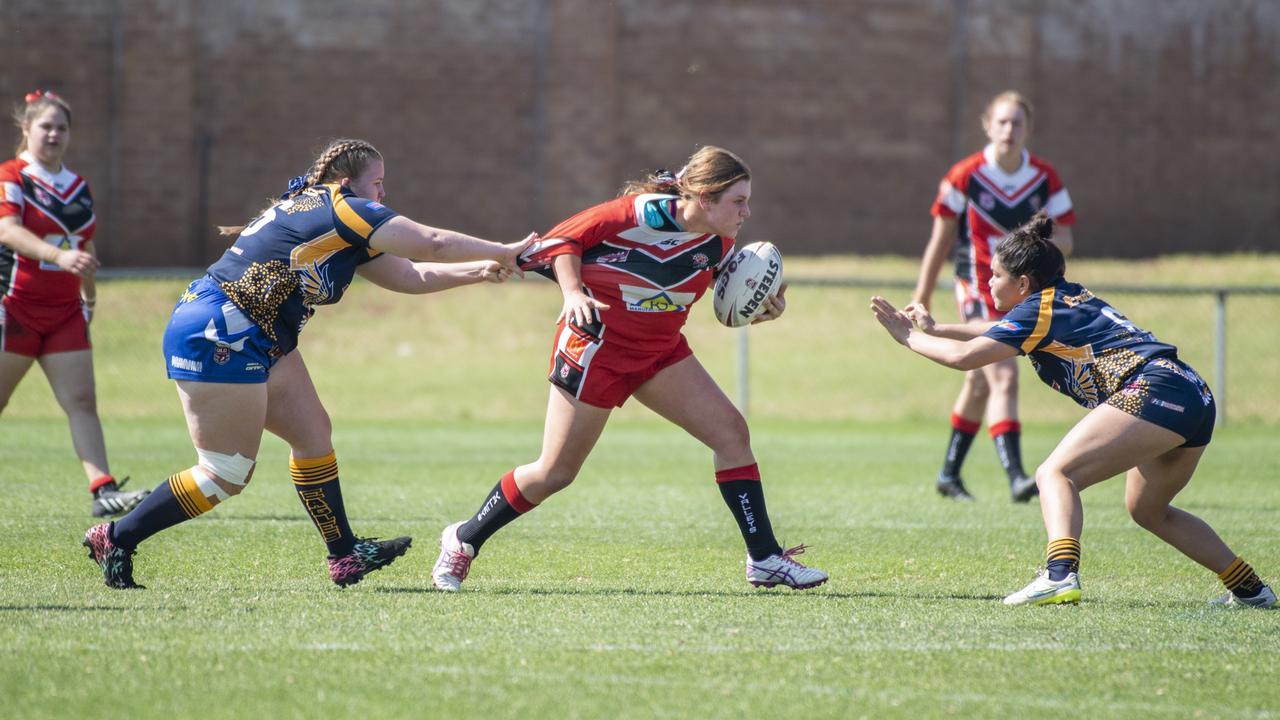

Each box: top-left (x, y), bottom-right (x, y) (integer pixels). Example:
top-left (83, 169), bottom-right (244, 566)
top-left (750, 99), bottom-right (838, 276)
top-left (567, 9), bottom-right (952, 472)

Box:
top-left (736, 278), bottom-right (1280, 426)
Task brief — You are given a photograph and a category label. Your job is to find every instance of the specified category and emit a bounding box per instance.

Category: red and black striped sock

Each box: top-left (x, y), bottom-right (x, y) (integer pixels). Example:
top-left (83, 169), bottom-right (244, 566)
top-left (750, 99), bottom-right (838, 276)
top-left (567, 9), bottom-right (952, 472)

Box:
top-left (457, 470), bottom-right (536, 554)
top-left (716, 463), bottom-right (783, 561)
top-left (990, 420), bottom-right (1028, 482)
top-left (941, 414), bottom-right (980, 478)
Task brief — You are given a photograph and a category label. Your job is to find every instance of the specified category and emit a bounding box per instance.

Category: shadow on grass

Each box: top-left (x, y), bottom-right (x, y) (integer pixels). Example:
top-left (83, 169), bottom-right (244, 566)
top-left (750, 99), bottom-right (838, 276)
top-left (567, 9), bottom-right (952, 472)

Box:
top-left (371, 585), bottom-right (1005, 602)
top-left (0, 604), bottom-right (129, 612)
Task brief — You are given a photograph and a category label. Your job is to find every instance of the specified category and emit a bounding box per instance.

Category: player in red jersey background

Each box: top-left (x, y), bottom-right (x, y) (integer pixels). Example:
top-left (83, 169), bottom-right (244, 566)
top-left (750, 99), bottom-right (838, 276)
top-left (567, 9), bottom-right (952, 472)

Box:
top-left (432, 146), bottom-right (828, 593)
top-left (0, 91), bottom-right (148, 517)
top-left (911, 91), bottom-right (1076, 503)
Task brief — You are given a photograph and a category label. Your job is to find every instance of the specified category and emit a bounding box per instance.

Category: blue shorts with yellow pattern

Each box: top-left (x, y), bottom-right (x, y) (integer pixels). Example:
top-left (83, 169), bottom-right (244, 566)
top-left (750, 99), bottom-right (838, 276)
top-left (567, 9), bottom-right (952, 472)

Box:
top-left (162, 276), bottom-right (280, 384)
top-left (1105, 357), bottom-right (1215, 447)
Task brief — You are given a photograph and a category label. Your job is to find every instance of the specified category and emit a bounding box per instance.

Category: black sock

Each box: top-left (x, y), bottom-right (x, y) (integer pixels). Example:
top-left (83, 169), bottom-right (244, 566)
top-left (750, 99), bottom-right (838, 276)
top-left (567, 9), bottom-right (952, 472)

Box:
top-left (991, 423), bottom-right (1027, 482)
top-left (942, 414), bottom-right (979, 478)
top-left (291, 452), bottom-right (356, 558)
top-left (715, 465), bottom-right (782, 561)
top-left (111, 470), bottom-right (212, 550)
top-left (456, 470), bottom-right (535, 554)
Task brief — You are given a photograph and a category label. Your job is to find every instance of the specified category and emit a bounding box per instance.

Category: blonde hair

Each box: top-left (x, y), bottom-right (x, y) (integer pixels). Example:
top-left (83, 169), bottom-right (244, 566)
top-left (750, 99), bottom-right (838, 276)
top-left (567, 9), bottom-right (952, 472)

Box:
top-left (12, 90), bottom-right (72, 157)
top-left (619, 145), bottom-right (751, 201)
top-left (219, 138), bottom-right (382, 236)
top-left (982, 90), bottom-right (1034, 129)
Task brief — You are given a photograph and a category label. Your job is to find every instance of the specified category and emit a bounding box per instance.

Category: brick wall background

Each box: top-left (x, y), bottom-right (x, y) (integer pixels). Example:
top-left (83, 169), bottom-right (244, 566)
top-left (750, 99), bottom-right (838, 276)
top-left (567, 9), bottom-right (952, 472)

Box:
top-left (2, 0), bottom-right (1278, 265)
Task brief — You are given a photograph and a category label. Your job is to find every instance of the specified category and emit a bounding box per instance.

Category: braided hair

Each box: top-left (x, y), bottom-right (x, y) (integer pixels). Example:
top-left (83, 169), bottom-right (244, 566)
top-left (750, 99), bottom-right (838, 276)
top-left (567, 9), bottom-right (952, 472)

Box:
top-left (219, 138), bottom-right (383, 236)
top-left (282, 138), bottom-right (382, 200)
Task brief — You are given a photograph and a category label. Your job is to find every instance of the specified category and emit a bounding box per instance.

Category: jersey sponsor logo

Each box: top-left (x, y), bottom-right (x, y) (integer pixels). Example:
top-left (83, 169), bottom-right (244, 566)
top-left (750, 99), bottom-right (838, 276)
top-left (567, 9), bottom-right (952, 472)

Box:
top-left (619, 284), bottom-right (694, 313)
top-left (170, 356), bottom-right (203, 372)
top-left (691, 252), bottom-right (709, 269)
top-left (1029, 194), bottom-right (1042, 211)
top-left (596, 249), bottom-right (629, 264)
top-left (979, 191), bottom-right (995, 210)
top-left (244, 362), bottom-right (265, 372)
top-left (33, 186), bottom-right (52, 206)
top-left (995, 320), bottom-right (1021, 332)
top-left (366, 201), bottom-right (386, 211)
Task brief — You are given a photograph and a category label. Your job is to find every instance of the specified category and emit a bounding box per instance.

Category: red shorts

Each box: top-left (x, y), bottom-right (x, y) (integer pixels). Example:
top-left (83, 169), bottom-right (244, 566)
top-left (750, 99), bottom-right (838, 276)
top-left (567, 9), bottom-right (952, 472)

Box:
top-left (0, 297), bottom-right (90, 357)
top-left (547, 319), bottom-right (693, 409)
top-left (954, 278), bottom-right (1005, 322)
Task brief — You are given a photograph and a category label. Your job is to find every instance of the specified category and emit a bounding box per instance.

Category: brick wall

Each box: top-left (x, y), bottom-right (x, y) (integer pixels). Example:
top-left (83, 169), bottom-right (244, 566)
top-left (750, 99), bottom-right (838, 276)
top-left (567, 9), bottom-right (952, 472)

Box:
top-left (2, 0), bottom-right (1277, 264)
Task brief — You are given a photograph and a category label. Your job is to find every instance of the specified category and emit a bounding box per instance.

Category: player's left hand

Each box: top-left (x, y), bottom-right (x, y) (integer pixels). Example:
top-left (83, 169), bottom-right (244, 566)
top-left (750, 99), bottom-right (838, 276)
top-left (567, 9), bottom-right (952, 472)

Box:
top-left (870, 296), bottom-right (914, 345)
top-left (751, 283), bottom-right (787, 324)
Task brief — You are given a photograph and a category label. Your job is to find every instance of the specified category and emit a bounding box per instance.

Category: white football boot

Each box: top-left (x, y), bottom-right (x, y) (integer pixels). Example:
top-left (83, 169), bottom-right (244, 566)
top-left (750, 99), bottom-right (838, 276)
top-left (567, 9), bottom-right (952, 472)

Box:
top-left (1209, 584), bottom-right (1276, 609)
top-left (1003, 570), bottom-right (1081, 606)
top-left (431, 521), bottom-right (475, 592)
top-left (746, 544), bottom-right (828, 590)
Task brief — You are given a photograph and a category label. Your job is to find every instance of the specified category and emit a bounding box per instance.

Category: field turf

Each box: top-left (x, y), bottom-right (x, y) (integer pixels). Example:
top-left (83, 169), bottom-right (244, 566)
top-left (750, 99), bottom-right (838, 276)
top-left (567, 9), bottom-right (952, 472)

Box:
top-left (2, 258), bottom-right (1277, 719)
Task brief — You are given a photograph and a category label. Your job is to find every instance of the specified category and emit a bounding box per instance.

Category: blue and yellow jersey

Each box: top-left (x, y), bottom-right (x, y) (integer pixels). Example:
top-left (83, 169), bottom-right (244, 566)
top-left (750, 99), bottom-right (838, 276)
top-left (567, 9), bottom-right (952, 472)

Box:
top-left (204, 183), bottom-right (397, 354)
top-left (982, 279), bottom-right (1179, 408)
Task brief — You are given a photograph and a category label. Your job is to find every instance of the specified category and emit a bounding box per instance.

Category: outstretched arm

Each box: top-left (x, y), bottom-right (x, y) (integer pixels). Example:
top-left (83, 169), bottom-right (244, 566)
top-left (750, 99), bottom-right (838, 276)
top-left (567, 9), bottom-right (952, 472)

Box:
top-left (356, 254), bottom-right (514, 294)
top-left (871, 296), bottom-right (1018, 370)
top-left (368, 216), bottom-right (535, 269)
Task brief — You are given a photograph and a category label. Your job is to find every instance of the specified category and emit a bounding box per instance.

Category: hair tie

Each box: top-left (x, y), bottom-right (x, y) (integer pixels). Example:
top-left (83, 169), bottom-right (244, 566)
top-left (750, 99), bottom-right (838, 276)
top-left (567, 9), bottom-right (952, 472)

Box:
top-left (675, 165), bottom-right (688, 180)
top-left (24, 90), bottom-right (44, 104)
top-left (653, 169), bottom-right (677, 186)
top-left (280, 174), bottom-right (308, 199)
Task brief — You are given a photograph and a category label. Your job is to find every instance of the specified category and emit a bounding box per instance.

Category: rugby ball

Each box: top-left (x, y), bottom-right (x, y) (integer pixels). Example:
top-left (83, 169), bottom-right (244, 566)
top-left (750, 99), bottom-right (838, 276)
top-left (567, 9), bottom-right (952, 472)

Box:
top-left (712, 241), bottom-right (783, 327)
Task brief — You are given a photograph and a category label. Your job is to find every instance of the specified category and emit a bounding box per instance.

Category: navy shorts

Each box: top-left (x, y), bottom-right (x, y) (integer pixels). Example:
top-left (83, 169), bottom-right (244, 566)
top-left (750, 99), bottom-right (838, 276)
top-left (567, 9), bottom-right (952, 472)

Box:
top-left (162, 276), bottom-right (279, 384)
top-left (1106, 357), bottom-right (1215, 448)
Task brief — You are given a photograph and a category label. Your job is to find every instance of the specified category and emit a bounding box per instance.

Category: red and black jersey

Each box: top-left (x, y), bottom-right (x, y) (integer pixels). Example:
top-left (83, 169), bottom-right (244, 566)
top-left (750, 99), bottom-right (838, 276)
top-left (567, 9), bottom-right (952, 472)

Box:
top-left (519, 193), bottom-right (733, 351)
top-left (931, 145), bottom-right (1074, 297)
top-left (0, 152), bottom-right (96, 305)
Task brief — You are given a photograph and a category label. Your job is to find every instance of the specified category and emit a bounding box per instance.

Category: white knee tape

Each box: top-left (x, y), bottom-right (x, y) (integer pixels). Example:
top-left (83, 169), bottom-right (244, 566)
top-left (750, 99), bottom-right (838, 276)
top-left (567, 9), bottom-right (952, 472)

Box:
top-left (195, 448), bottom-right (256, 491)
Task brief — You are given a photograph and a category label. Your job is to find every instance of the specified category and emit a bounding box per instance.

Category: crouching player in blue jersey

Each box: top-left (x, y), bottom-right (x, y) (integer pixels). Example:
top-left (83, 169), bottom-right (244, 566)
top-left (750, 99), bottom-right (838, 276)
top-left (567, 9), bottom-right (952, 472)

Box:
top-left (871, 213), bottom-right (1274, 608)
top-left (83, 138), bottom-right (535, 589)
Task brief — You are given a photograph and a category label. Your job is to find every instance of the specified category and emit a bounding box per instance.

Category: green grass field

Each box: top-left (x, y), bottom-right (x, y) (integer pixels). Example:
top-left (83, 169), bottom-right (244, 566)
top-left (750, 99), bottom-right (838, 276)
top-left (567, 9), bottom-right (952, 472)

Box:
top-left (3, 256), bottom-right (1278, 719)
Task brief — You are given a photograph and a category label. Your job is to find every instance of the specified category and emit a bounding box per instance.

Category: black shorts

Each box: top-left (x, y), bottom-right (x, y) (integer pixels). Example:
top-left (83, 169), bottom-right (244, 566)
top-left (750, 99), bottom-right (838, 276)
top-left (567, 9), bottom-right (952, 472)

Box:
top-left (1106, 357), bottom-right (1215, 448)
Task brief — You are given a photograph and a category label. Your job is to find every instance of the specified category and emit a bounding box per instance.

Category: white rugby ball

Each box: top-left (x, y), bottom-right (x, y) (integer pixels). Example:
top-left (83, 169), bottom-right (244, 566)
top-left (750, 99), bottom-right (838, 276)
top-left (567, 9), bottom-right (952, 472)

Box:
top-left (712, 241), bottom-right (783, 327)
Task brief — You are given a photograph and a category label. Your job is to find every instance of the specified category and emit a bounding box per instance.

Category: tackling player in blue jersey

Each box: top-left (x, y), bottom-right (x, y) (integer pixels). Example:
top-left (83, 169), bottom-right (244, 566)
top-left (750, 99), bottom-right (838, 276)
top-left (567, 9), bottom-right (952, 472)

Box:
top-left (83, 138), bottom-right (534, 590)
top-left (871, 213), bottom-right (1273, 608)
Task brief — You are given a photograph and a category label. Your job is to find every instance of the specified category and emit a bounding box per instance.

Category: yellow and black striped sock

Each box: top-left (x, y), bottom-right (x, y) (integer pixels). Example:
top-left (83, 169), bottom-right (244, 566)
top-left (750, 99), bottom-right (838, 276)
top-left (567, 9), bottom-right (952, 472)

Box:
top-left (1045, 537), bottom-right (1081, 580)
top-left (1218, 557), bottom-right (1264, 598)
top-left (111, 469), bottom-right (212, 549)
top-left (290, 451), bottom-right (355, 557)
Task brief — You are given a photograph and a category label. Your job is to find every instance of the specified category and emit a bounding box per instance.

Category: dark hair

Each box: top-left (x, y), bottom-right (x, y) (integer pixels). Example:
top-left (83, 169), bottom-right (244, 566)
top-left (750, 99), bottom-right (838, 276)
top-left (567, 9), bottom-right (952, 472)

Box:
top-left (995, 212), bottom-right (1065, 292)
top-left (618, 145), bottom-right (751, 200)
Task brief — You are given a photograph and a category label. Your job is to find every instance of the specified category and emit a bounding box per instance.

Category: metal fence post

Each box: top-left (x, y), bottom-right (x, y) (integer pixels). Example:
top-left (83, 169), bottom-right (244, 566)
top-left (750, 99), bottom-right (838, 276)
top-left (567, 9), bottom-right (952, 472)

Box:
top-left (1215, 290), bottom-right (1227, 427)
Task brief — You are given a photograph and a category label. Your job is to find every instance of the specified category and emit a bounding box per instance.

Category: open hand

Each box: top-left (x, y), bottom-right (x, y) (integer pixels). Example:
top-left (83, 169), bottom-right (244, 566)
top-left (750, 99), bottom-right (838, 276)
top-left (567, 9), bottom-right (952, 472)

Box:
top-left (559, 290), bottom-right (611, 327)
top-left (870, 296), bottom-right (914, 345)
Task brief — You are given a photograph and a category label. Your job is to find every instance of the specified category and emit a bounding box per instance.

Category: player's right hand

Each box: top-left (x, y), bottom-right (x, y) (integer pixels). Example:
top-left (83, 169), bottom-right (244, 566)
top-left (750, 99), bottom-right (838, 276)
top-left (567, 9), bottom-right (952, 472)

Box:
top-left (55, 249), bottom-right (99, 278)
top-left (558, 290), bottom-right (610, 327)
